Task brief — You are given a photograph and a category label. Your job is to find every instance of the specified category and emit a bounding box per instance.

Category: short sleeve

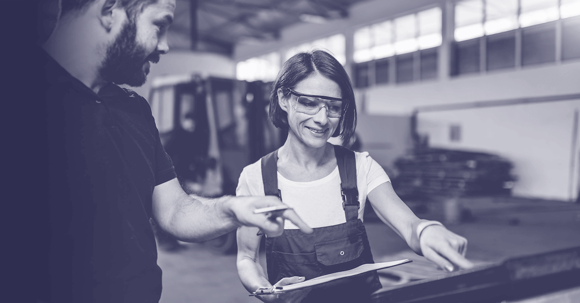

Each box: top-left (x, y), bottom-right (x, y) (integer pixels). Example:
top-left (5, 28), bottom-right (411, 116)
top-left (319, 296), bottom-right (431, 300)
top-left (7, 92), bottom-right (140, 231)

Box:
top-left (236, 168), bottom-right (251, 196)
top-left (154, 138), bottom-right (176, 185)
top-left (236, 160), bottom-right (264, 197)
top-left (136, 95), bottom-right (176, 185)
top-left (358, 152), bottom-right (390, 194)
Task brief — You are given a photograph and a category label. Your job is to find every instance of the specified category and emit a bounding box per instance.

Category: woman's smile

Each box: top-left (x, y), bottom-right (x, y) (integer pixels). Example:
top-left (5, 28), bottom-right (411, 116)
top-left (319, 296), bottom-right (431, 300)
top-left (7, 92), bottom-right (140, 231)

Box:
top-left (305, 125), bottom-right (328, 136)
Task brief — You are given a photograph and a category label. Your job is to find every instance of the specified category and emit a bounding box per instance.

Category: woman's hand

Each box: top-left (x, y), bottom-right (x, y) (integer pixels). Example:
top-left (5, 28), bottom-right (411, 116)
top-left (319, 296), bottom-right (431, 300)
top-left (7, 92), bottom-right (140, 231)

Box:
top-left (255, 276), bottom-right (311, 303)
top-left (419, 225), bottom-right (474, 272)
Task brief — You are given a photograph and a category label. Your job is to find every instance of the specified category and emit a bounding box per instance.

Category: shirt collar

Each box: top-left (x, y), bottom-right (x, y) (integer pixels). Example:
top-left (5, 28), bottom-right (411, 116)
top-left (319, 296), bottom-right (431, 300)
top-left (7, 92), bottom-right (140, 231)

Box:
top-left (41, 48), bottom-right (127, 101)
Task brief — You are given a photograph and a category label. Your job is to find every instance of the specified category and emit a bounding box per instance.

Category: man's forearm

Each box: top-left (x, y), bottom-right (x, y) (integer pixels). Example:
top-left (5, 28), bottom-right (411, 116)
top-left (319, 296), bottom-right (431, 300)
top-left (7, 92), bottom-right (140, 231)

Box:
top-left (163, 195), bottom-right (239, 242)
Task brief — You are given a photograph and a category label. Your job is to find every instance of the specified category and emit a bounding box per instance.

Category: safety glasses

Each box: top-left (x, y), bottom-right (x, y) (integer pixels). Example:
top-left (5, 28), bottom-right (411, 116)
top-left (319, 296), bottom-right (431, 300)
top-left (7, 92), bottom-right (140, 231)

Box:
top-left (286, 88), bottom-right (345, 118)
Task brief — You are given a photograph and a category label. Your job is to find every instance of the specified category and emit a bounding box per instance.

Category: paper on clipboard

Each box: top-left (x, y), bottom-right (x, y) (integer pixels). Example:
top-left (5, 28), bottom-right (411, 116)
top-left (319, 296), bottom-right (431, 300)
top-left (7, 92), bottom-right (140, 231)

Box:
top-left (276, 259), bottom-right (411, 292)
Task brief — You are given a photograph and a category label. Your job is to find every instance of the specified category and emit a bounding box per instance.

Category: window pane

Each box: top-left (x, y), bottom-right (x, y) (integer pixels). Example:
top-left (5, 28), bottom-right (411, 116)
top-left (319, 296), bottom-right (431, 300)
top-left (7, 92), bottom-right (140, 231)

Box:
top-left (485, 0), bottom-right (518, 35)
top-left (453, 39), bottom-right (480, 75)
top-left (520, 0), bottom-right (559, 27)
top-left (455, 23), bottom-right (485, 41)
top-left (375, 58), bottom-right (390, 85)
top-left (486, 32), bottom-right (516, 71)
top-left (562, 16), bottom-right (580, 60)
top-left (372, 21), bottom-right (394, 60)
top-left (420, 48), bottom-right (438, 80)
top-left (326, 34), bottom-right (346, 65)
top-left (418, 7), bottom-right (442, 49)
top-left (522, 23), bottom-right (555, 66)
top-left (354, 27), bottom-right (372, 51)
top-left (354, 63), bottom-right (370, 88)
top-left (396, 53), bottom-right (414, 83)
top-left (395, 14), bottom-right (418, 54)
top-left (354, 49), bottom-right (373, 63)
top-left (561, 0), bottom-right (580, 19)
top-left (372, 44), bottom-right (395, 60)
top-left (373, 21), bottom-right (393, 46)
top-left (419, 7), bottom-right (442, 36)
top-left (395, 14), bottom-right (417, 41)
top-left (455, 0), bottom-right (484, 41)
top-left (354, 27), bottom-right (372, 62)
top-left (456, 0), bottom-right (483, 27)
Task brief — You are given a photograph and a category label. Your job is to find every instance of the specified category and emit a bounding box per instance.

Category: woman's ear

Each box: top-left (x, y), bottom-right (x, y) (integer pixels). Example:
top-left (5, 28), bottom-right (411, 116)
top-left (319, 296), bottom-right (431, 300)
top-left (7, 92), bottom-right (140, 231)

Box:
top-left (277, 88), bottom-right (289, 113)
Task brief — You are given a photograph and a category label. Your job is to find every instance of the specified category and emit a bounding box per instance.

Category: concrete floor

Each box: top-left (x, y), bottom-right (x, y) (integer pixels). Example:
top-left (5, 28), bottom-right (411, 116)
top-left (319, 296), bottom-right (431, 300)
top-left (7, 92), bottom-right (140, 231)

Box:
top-left (156, 197), bottom-right (580, 303)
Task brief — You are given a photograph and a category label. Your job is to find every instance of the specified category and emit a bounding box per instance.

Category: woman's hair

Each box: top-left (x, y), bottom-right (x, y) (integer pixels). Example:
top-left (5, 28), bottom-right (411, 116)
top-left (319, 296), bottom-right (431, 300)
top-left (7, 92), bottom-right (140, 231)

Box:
top-left (269, 50), bottom-right (357, 144)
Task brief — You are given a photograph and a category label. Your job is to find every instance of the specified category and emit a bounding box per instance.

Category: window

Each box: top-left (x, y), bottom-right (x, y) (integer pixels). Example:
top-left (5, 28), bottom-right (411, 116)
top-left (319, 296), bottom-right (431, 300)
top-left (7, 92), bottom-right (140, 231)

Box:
top-left (354, 62), bottom-right (370, 88)
top-left (375, 58), bottom-right (390, 84)
top-left (562, 16), bottom-right (580, 60)
top-left (453, 0), bottom-right (580, 76)
top-left (561, 0), bottom-right (580, 18)
top-left (420, 48), bottom-right (439, 80)
top-left (455, 0), bottom-right (484, 41)
top-left (453, 38), bottom-right (480, 75)
top-left (485, 0), bottom-right (518, 35)
top-left (396, 53), bottom-right (414, 83)
top-left (486, 31), bottom-right (516, 71)
top-left (522, 23), bottom-right (556, 66)
top-left (236, 52), bottom-right (280, 82)
top-left (353, 6), bottom-right (441, 87)
top-left (520, 0), bottom-right (559, 27)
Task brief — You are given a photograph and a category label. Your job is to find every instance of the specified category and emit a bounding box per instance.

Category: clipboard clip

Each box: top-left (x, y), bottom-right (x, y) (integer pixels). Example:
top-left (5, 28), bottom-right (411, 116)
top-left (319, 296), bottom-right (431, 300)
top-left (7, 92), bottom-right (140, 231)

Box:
top-left (249, 287), bottom-right (283, 296)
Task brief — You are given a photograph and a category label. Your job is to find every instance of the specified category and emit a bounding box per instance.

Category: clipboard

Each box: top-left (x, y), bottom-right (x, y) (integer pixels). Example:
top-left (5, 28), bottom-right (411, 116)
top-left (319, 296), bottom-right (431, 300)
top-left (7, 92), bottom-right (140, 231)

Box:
top-left (251, 259), bottom-right (411, 296)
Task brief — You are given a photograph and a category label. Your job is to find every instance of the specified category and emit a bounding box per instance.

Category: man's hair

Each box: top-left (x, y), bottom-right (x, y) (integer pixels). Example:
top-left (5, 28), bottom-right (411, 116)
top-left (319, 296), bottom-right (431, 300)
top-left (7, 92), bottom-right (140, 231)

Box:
top-left (269, 50), bottom-right (357, 144)
top-left (61, 0), bottom-right (157, 21)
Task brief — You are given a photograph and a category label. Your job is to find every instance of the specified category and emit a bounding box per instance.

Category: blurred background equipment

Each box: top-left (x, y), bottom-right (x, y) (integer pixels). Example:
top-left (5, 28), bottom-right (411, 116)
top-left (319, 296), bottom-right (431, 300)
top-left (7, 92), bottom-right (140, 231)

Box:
top-left (149, 74), bottom-right (285, 252)
top-left (392, 147), bottom-right (516, 199)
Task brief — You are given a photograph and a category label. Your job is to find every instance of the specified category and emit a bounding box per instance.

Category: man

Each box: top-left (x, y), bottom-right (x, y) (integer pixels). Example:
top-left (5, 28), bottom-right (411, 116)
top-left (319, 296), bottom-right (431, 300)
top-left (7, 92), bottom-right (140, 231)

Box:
top-left (21, 0), bottom-right (313, 302)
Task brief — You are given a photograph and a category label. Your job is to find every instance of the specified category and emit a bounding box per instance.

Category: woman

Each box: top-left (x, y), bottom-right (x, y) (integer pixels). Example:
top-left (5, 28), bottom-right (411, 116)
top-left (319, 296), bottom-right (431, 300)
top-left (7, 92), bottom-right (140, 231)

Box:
top-left (236, 50), bottom-right (473, 303)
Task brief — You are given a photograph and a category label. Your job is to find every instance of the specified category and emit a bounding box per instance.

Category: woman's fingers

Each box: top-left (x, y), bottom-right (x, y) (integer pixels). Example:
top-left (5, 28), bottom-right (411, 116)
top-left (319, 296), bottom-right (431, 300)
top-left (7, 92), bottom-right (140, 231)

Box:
top-left (432, 243), bottom-right (475, 270)
top-left (421, 226), bottom-right (474, 271)
top-left (422, 246), bottom-right (456, 272)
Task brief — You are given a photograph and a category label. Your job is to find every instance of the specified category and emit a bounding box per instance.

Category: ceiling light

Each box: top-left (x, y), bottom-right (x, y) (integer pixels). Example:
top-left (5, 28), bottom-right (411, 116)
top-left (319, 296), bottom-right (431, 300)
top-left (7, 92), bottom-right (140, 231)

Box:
top-left (299, 14), bottom-right (327, 24)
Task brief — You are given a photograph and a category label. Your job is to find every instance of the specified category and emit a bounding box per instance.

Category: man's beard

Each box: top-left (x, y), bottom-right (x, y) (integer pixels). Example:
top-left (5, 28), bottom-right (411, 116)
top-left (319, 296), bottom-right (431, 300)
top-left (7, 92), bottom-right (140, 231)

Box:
top-left (99, 20), bottom-right (160, 87)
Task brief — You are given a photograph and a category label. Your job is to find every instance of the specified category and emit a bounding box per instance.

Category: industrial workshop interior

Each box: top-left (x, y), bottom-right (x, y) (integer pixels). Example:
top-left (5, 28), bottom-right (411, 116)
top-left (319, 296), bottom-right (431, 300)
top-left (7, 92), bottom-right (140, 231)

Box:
top-left (32, 0), bottom-right (580, 302)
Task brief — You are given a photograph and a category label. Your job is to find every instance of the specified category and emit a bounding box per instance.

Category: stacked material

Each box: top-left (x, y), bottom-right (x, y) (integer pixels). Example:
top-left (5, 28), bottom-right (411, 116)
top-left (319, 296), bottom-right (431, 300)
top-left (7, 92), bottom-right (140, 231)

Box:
top-left (391, 148), bottom-right (516, 199)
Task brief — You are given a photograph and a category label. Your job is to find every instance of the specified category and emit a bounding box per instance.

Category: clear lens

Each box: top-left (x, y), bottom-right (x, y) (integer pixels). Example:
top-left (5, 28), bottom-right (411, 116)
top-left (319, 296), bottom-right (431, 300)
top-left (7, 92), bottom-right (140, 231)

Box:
top-left (295, 96), bottom-right (343, 118)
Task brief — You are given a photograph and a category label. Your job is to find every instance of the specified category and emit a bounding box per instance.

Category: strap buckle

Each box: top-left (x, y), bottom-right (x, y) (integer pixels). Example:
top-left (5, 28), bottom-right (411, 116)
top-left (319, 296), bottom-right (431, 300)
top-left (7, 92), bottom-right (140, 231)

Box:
top-left (341, 188), bottom-right (359, 210)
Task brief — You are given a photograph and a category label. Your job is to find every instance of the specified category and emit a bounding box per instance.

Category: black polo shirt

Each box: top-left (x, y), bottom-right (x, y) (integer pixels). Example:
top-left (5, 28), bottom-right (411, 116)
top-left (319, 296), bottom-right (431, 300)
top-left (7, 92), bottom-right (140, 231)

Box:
top-left (42, 50), bottom-right (176, 303)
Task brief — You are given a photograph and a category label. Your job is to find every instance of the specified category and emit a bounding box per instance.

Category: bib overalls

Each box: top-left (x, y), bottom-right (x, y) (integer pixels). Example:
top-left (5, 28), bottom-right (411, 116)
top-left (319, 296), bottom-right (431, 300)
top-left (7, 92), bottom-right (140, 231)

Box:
top-left (261, 145), bottom-right (382, 303)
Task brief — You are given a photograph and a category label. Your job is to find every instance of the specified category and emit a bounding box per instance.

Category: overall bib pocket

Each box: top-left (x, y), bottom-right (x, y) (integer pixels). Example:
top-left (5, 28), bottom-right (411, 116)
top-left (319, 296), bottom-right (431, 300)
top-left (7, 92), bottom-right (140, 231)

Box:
top-left (314, 234), bottom-right (364, 266)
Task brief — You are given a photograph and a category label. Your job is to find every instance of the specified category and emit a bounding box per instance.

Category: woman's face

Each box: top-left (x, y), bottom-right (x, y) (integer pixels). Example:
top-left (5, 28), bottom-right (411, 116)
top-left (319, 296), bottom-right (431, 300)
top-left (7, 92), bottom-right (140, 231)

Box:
top-left (279, 72), bottom-right (342, 149)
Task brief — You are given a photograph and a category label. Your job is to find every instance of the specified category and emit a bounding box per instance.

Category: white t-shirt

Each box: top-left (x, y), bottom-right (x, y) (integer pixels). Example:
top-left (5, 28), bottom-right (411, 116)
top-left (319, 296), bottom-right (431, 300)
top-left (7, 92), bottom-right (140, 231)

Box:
top-left (236, 150), bottom-right (390, 229)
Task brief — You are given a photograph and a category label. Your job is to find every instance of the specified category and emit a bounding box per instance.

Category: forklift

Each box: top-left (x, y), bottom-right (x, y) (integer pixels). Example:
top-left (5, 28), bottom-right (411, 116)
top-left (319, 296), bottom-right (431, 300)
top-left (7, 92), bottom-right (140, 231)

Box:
top-left (148, 74), bottom-right (285, 253)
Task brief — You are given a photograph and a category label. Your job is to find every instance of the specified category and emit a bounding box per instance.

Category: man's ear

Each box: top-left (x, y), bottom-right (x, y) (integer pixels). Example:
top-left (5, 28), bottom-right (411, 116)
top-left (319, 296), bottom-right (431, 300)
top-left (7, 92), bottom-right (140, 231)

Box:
top-left (277, 88), bottom-right (289, 112)
top-left (99, 0), bottom-right (121, 32)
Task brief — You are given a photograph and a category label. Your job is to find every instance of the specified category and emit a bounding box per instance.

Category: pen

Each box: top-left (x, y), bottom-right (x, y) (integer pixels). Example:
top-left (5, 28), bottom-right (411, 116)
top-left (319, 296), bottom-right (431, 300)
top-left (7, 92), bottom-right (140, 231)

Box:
top-left (253, 205), bottom-right (293, 214)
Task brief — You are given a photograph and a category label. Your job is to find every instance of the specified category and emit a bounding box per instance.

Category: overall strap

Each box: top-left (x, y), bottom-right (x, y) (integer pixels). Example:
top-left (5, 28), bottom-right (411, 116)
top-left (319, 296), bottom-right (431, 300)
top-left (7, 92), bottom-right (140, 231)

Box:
top-left (334, 145), bottom-right (359, 222)
top-left (261, 149), bottom-right (281, 198)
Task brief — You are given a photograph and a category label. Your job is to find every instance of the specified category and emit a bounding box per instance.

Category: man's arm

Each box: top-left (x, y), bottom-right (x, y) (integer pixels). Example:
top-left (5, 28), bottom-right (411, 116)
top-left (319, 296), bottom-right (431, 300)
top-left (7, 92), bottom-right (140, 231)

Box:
top-left (152, 178), bottom-right (312, 242)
